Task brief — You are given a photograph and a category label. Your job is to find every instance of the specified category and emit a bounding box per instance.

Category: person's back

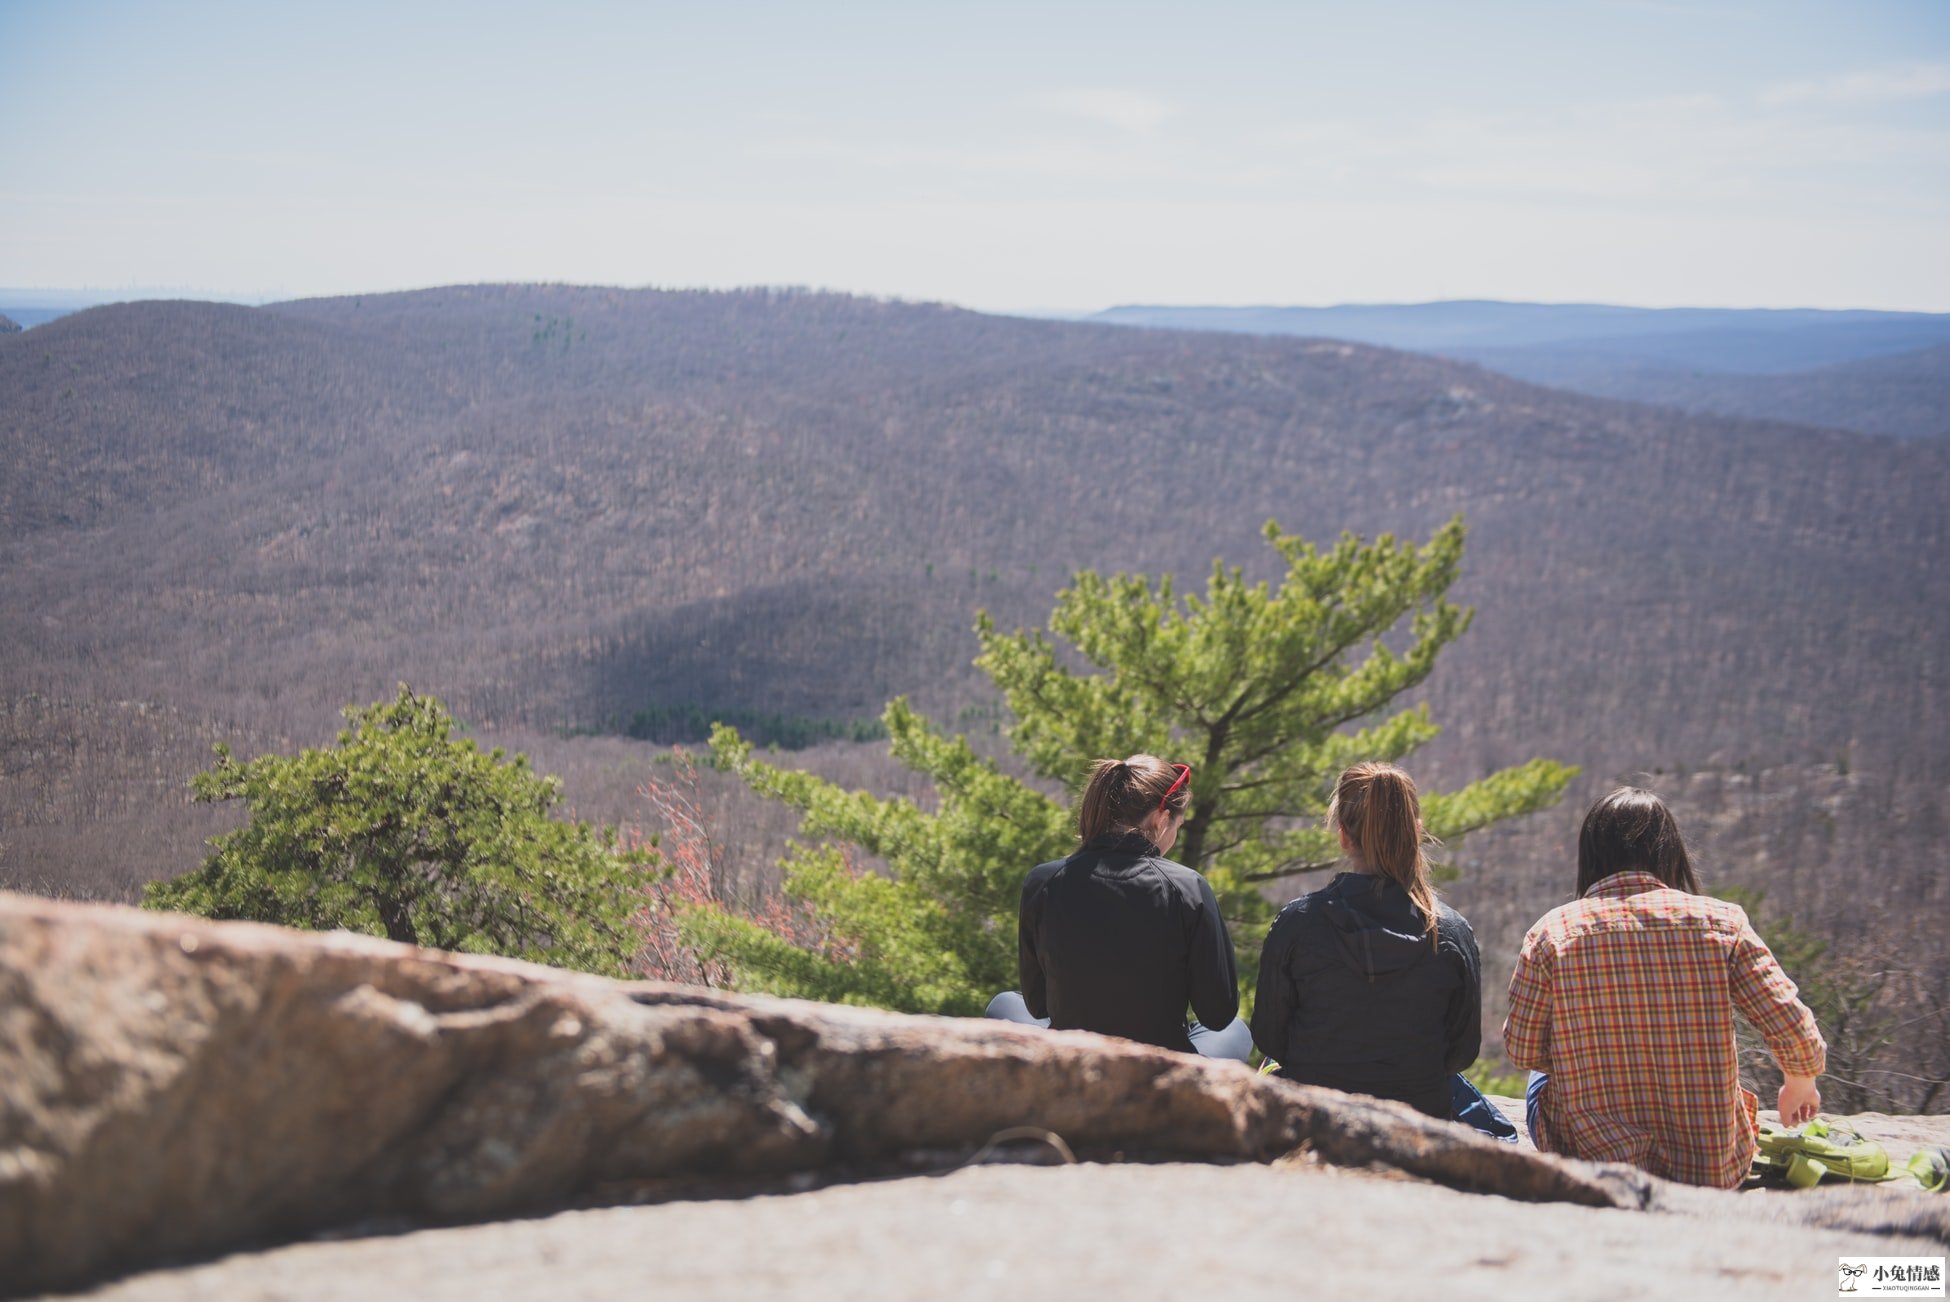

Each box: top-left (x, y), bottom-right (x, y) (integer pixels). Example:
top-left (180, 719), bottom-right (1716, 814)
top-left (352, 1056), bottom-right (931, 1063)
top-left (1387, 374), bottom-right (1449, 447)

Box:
top-left (1254, 871), bottom-right (1479, 1117)
top-left (1022, 829), bottom-right (1237, 1054)
top-left (1250, 762), bottom-right (1481, 1120)
top-left (1004, 755), bottom-right (1243, 1058)
top-left (1505, 789), bottom-right (1825, 1190)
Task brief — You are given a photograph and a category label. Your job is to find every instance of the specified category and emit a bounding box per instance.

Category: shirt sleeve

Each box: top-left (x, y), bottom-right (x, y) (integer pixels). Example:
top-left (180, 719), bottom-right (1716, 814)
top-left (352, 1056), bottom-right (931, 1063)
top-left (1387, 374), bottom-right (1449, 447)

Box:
top-left (1502, 923), bottom-right (1554, 1073)
top-left (1187, 875), bottom-right (1240, 1033)
top-left (1019, 872), bottom-right (1049, 1019)
top-left (1249, 906), bottom-right (1298, 1068)
top-left (1441, 911), bottom-right (1484, 1074)
top-left (1728, 914), bottom-right (1827, 1079)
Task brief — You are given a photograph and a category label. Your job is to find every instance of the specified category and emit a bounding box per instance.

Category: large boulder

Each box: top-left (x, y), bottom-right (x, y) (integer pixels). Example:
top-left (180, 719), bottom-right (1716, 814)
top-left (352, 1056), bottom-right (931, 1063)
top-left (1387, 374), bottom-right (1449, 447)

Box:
top-left (2, 893), bottom-right (1940, 1294)
top-left (0, 893), bottom-right (1639, 1292)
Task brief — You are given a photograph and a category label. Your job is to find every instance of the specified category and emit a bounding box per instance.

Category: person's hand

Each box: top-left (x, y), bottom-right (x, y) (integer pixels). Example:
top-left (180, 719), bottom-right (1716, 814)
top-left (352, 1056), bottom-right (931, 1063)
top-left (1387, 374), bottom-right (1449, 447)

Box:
top-left (1778, 1074), bottom-right (1821, 1127)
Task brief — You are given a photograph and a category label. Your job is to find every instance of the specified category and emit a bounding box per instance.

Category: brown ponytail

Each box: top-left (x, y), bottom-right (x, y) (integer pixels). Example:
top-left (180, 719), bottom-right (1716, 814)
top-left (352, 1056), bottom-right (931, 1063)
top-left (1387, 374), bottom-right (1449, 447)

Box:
top-left (1327, 762), bottom-right (1439, 942)
top-left (1079, 754), bottom-right (1191, 842)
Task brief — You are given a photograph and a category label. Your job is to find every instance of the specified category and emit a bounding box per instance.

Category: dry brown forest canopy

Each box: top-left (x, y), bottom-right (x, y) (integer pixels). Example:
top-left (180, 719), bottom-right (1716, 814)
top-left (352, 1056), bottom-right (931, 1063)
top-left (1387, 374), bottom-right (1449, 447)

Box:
top-left (2, 284), bottom-right (1946, 1099)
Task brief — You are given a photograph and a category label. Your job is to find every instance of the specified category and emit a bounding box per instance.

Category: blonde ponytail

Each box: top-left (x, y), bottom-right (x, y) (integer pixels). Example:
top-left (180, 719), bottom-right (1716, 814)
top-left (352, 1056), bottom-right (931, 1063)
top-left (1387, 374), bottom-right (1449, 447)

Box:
top-left (1327, 762), bottom-right (1439, 942)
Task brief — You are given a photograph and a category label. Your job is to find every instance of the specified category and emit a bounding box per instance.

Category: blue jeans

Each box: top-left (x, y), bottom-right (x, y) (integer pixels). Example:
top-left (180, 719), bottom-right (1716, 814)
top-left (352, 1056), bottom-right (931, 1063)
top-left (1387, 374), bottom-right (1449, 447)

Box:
top-left (1526, 1070), bottom-right (1550, 1147)
top-left (1450, 1073), bottom-right (1520, 1142)
top-left (985, 990), bottom-right (1254, 1062)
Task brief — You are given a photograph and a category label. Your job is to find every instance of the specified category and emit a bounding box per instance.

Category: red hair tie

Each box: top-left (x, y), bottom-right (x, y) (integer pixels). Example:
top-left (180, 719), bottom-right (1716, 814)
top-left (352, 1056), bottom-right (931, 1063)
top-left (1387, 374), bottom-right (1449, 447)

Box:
top-left (1159, 763), bottom-right (1192, 811)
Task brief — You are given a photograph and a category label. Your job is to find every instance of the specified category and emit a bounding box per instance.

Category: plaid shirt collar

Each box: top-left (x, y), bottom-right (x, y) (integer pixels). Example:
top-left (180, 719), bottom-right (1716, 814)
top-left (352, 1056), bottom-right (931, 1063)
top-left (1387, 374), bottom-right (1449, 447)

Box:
top-left (1581, 870), bottom-right (1674, 902)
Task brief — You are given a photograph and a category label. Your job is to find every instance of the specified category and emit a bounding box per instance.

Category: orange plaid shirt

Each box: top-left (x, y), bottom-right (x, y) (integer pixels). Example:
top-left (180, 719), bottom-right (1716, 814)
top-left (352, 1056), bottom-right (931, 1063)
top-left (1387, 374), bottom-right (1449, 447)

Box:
top-left (1503, 872), bottom-right (1826, 1189)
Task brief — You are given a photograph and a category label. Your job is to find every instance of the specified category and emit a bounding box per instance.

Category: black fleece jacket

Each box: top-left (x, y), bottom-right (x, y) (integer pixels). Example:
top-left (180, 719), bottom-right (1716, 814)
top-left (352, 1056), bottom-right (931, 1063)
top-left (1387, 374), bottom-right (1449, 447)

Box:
top-left (1250, 872), bottom-right (1482, 1118)
top-left (1019, 831), bottom-right (1239, 1055)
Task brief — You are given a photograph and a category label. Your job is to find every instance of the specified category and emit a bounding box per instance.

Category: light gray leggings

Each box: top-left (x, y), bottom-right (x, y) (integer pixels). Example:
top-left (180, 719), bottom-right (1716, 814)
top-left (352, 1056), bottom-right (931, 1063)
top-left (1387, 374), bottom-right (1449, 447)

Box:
top-left (985, 990), bottom-right (1255, 1062)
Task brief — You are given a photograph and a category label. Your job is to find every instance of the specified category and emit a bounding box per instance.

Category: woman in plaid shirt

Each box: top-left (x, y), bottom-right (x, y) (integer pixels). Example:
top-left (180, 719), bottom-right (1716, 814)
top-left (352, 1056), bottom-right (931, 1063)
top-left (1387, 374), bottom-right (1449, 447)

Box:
top-left (1504, 788), bottom-right (1826, 1189)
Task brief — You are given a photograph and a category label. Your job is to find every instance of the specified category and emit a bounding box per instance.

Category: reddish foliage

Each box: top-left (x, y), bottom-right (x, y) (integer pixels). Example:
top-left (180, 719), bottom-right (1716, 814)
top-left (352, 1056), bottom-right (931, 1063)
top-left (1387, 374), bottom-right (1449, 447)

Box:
top-left (630, 747), bottom-right (830, 986)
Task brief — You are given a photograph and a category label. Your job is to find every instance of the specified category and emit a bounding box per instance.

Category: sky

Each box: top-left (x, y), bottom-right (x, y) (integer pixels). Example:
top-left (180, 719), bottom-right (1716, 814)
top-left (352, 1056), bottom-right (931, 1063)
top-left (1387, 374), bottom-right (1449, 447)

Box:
top-left (2, 0), bottom-right (1948, 314)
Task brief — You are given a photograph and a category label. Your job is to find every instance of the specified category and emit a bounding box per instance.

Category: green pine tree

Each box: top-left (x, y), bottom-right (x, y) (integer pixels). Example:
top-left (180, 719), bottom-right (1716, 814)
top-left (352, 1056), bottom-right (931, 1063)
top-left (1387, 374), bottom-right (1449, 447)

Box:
top-left (687, 698), bottom-right (1071, 1012)
top-left (142, 686), bottom-right (653, 977)
top-left (690, 516), bottom-right (1576, 1012)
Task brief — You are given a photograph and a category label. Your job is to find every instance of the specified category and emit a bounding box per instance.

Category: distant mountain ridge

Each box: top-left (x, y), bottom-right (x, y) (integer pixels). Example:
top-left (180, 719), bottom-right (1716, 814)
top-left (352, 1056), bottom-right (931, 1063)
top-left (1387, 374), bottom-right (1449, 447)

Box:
top-left (1478, 342), bottom-right (1950, 442)
top-left (1091, 300), bottom-right (1950, 439)
top-left (1091, 300), bottom-right (1950, 369)
top-left (0, 288), bottom-right (280, 331)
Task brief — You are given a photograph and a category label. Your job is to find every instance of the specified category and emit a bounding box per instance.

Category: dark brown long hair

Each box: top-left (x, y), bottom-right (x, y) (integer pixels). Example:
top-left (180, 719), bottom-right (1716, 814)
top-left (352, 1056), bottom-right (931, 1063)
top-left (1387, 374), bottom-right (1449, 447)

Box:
top-left (1327, 761), bottom-right (1438, 941)
top-left (1576, 787), bottom-right (1700, 895)
top-left (1078, 754), bottom-right (1189, 842)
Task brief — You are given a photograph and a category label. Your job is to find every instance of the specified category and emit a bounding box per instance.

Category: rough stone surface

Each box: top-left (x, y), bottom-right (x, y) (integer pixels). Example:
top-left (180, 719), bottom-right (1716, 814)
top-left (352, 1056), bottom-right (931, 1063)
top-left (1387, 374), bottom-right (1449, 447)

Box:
top-left (3, 893), bottom-right (1945, 1297)
top-left (71, 1162), bottom-right (1950, 1302)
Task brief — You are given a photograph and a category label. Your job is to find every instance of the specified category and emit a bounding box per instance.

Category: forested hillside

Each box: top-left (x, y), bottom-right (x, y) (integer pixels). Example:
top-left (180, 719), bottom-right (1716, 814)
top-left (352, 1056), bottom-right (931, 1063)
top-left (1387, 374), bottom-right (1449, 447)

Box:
top-left (2, 285), bottom-right (1945, 1096)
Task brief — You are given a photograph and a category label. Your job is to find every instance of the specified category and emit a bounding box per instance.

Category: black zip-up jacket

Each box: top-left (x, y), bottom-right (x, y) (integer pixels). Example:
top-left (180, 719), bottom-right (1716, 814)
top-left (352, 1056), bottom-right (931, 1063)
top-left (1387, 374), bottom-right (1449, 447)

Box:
top-left (1250, 872), bottom-right (1481, 1118)
top-left (1019, 831), bottom-right (1239, 1055)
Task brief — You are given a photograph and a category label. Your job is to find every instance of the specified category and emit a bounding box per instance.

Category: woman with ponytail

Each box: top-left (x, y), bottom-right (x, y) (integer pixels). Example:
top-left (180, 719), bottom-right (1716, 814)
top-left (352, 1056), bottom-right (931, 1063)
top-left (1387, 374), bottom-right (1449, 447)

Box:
top-left (1251, 762), bottom-right (1500, 1129)
top-left (987, 754), bottom-right (1250, 1060)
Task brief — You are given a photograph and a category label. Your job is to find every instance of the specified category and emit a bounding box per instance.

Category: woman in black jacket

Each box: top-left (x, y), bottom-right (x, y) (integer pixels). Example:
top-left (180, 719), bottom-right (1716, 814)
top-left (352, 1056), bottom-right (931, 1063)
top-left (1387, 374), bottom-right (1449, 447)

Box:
top-left (1251, 762), bottom-right (1507, 1131)
top-left (989, 754), bottom-right (1250, 1060)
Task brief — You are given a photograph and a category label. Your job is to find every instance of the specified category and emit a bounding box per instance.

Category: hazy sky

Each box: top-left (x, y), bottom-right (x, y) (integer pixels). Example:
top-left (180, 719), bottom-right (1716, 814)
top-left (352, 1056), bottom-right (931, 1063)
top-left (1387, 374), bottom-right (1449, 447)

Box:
top-left (3, 0), bottom-right (1948, 312)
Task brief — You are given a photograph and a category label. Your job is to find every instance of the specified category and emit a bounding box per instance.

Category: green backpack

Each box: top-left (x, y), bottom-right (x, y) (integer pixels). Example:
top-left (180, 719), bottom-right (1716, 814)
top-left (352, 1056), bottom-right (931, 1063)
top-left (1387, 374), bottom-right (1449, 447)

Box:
top-left (1906, 1144), bottom-right (1950, 1194)
top-left (1751, 1120), bottom-right (1950, 1192)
